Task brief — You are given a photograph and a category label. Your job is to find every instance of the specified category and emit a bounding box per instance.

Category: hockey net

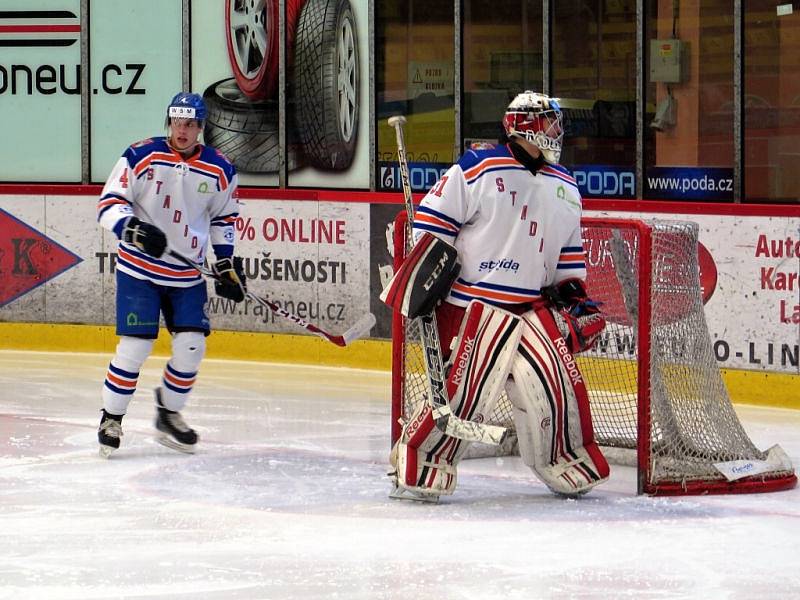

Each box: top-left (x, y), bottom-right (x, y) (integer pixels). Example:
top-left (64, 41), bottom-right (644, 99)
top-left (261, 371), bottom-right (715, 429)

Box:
top-left (389, 212), bottom-right (796, 496)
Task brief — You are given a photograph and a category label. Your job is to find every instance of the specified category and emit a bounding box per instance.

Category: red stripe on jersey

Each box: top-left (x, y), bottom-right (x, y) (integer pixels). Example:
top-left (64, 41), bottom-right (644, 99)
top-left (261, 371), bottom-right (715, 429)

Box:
top-left (117, 247), bottom-right (200, 278)
top-left (413, 212), bottom-right (459, 234)
top-left (451, 281), bottom-right (537, 304)
top-left (132, 152), bottom-right (181, 176)
top-left (462, 157), bottom-right (520, 181)
top-left (193, 160), bottom-right (229, 191)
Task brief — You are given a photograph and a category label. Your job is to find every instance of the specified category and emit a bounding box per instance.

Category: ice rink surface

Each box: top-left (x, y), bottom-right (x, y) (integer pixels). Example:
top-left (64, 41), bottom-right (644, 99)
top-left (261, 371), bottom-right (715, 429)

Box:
top-left (1, 349), bottom-right (798, 600)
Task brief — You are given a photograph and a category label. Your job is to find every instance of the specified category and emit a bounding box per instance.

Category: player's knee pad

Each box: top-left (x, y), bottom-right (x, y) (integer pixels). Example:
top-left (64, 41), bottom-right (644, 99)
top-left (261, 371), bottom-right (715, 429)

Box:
top-left (507, 307), bottom-right (610, 496)
top-left (159, 332), bottom-right (206, 411)
top-left (113, 335), bottom-right (154, 372)
top-left (170, 331), bottom-right (206, 372)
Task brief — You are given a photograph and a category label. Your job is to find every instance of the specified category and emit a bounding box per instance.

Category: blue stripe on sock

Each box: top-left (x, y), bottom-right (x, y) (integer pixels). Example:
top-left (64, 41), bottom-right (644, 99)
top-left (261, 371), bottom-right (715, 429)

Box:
top-left (108, 363), bottom-right (139, 379)
top-left (104, 380), bottom-right (135, 395)
top-left (163, 379), bottom-right (190, 394)
top-left (166, 363), bottom-right (196, 379)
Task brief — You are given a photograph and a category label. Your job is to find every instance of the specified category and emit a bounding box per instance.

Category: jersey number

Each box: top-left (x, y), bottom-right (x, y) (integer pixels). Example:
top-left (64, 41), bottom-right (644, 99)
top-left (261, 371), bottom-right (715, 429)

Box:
top-left (431, 176), bottom-right (448, 197)
top-left (118, 168), bottom-right (129, 189)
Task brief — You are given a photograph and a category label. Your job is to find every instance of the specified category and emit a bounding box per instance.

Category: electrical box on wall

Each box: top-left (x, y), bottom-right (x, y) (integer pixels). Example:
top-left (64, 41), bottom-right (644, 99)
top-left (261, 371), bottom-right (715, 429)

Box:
top-left (650, 39), bottom-right (685, 83)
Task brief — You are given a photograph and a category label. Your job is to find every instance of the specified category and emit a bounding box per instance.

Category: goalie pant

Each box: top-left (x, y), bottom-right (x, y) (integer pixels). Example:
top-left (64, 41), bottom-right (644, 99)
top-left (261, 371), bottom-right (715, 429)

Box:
top-left (391, 300), bottom-right (610, 498)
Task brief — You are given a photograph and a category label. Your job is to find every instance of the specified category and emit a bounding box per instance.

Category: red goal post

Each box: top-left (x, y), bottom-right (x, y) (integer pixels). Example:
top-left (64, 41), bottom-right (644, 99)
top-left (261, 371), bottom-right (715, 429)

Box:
top-left (389, 211), bottom-right (796, 496)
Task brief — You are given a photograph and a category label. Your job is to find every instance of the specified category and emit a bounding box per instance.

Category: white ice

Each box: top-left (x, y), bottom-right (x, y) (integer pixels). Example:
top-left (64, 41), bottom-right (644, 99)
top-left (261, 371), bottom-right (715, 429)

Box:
top-left (1, 350), bottom-right (799, 600)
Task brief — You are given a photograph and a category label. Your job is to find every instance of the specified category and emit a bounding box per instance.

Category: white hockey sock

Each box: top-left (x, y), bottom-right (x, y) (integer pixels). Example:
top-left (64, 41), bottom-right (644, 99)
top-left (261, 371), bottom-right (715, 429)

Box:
top-left (159, 331), bottom-right (205, 412)
top-left (102, 336), bottom-right (154, 415)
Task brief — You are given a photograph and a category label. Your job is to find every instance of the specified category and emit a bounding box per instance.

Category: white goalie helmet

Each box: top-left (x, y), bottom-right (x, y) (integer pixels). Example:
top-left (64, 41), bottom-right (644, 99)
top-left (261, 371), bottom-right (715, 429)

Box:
top-left (502, 91), bottom-right (564, 164)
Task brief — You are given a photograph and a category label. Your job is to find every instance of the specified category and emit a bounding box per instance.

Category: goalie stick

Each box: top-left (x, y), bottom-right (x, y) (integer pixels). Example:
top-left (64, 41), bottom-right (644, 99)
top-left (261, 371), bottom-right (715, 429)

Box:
top-left (167, 248), bottom-right (376, 347)
top-left (388, 115), bottom-right (508, 446)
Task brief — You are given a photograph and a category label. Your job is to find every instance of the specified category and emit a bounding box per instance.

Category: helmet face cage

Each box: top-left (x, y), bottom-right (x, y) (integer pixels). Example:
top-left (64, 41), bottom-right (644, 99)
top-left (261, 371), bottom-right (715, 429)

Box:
top-left (502, 92), bottom-right (564, 164)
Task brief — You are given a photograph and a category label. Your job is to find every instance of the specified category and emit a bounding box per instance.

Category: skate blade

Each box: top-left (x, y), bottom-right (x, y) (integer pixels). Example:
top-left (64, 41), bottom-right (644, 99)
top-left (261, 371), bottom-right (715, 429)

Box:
top-left (156, 434), bottom-right (196, 454)
top-left (389, 485), bottom-right (440, 503)
top-left (98, 445), bottom-right (117, 459)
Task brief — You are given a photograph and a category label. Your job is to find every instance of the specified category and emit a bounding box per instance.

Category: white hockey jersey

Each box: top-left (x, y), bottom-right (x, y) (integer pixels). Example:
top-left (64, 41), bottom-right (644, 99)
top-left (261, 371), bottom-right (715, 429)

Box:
top-left (97, 137), bottom-right (239, 287)
top-left (412, 143), bottom-right (586, 307)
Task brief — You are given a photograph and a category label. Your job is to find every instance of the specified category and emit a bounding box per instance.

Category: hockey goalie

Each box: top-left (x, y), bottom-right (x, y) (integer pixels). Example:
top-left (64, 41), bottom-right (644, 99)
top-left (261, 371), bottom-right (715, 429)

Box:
top-left (382, 91), bottom-right (610, 501)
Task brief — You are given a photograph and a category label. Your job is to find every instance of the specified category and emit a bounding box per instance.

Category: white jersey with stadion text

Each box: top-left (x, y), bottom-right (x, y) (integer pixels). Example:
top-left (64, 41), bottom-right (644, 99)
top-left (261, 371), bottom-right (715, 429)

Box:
top-left (96, 137), bottom-right (239, 288)
top-left (412, 143), bottom-right (586, 308)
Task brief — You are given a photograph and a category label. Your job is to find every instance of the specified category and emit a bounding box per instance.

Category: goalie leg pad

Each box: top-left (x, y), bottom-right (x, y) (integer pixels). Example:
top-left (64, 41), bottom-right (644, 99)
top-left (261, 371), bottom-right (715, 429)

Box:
top-left (390, 301), bottom-right (522, 498)
top-left (379, 232), bottom-right (460, 319)
top-left (507, 307), bottom-right (610, 496)
top-left (390, 404), bottom-right (461, 497)
top-left (444, 300), bottom-right (522, 424)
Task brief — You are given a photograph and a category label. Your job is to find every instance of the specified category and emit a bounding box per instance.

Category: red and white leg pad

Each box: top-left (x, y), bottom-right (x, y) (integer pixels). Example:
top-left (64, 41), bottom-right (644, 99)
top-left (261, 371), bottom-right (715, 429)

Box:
top-left (390, 301), bottom-right (522, 500)
top-left (507, 307), bottom-right (610, 496)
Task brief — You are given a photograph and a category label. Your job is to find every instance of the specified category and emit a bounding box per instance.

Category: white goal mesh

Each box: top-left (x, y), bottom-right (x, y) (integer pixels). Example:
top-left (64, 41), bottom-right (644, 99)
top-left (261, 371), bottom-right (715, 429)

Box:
top-left (390, 213), bottom-right (796, 495)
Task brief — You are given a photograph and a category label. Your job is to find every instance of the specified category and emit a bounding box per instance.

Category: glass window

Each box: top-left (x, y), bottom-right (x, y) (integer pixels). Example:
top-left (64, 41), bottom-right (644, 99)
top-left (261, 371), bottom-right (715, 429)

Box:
top-left (744, 3), bottom-right (800, 203)
top-left (91, 0), bottom-right (182, 182)
top-left (462, 0), bottom-right (543, 147)
top-left (0, 0), bottom-right (82, 182)
top-left (644, 1), bottom-right (734, 201)
top-left (376, 2), bottom-right (455, 192)
top-left (553, 0), bottom-right (636, 199)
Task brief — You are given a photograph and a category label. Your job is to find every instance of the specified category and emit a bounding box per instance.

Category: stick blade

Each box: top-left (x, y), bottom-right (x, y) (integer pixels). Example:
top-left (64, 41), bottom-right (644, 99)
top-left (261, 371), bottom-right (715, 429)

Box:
top-left (341, 312), bottom-right (377, 346)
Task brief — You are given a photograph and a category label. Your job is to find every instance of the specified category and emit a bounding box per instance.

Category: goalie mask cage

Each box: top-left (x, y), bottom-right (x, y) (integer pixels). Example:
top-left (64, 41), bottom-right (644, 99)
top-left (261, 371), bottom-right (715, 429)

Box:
top-left (390, 212), bottom-right (796, 496)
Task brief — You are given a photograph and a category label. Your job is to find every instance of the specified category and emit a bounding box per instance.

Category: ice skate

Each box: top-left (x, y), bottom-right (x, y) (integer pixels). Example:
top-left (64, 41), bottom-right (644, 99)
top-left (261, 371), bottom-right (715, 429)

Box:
top-left (388, 483), bottom-right (440, 503)
top-left (98, 410), bottom-right (124, 458)
top-left (154, 388), bottom-right (198, 454)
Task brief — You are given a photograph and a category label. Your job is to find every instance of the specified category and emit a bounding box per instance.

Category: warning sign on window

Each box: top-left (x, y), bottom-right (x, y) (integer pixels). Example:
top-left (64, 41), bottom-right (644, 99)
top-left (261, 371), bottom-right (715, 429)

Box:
top-left (408, 62), bottom-right (454, 99)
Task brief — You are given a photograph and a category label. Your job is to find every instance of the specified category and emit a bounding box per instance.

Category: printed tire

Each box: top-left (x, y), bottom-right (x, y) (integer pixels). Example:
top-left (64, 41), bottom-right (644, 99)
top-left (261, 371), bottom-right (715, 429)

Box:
top-left (203, 78), bottom-right (301, 174)
top-left (225, 0), bottom-right (304, 101)
top-left (293, 0), bottom-right (359, 170)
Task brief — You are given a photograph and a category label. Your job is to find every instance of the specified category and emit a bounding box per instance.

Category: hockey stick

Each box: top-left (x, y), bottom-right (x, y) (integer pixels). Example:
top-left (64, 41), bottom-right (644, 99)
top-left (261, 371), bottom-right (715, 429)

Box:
top-left (167, 249), bottom-right (376, 347)
top-left (388, 115), bottom-right (508, 446)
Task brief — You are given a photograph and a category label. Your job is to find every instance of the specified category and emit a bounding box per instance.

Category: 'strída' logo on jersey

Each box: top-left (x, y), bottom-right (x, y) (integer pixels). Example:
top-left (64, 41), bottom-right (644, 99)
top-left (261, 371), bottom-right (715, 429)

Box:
top-left (478, 258), bottom-right (520, 273)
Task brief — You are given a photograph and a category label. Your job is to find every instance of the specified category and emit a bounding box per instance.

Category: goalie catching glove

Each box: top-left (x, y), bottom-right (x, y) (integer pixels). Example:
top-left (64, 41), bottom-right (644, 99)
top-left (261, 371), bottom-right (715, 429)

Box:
top-left (122, 217), bottom-right (167, 258)
top-left (542, 278), bottom-right (605, 353)
top-left (212, 257), bottom-right (247, 303)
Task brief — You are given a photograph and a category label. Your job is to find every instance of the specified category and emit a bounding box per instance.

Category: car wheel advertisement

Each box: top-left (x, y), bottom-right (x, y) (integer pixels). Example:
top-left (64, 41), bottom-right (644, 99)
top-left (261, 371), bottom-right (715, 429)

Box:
top-left (192, 0), bottom-right (368, 189)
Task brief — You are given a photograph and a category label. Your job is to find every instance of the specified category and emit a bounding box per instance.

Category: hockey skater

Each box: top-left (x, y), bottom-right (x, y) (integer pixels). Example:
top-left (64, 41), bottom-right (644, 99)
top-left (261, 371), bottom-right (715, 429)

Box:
top-left (95, 92), bottom-right (246, 457)
top-left (384, 91), bottom-right (610, 501)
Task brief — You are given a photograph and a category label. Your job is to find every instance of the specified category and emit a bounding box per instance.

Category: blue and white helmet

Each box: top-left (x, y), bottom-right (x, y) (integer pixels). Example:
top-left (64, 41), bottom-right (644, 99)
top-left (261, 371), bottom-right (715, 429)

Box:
top-left (167, 92), bottom-right (207, 122)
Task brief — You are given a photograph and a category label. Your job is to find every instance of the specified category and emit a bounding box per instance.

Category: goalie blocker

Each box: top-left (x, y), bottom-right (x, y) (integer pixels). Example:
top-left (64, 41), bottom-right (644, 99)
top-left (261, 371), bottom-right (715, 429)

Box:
top-left (380, 232), bottom-right (460, 319)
